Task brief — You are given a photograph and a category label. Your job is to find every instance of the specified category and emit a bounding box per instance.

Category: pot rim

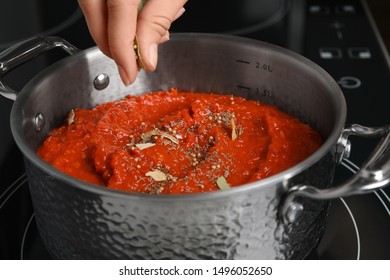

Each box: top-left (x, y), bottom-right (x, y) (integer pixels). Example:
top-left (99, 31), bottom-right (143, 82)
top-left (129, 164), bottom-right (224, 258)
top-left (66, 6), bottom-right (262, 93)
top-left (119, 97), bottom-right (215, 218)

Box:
top-left (10, 33), bottom-right (347, 202)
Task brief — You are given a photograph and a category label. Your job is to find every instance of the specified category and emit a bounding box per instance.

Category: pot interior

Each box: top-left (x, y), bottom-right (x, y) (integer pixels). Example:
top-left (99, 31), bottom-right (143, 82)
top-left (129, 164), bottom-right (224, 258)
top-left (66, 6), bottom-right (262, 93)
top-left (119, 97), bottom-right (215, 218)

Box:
top-left (12, 33), bottom-right (346, 161)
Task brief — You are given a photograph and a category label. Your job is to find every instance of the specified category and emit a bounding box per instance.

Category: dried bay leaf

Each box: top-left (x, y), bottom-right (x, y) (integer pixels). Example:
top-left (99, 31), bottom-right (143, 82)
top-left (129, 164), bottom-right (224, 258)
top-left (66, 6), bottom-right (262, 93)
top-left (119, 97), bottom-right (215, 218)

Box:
top-left (216, 176), bottom-right (231, 190)
top-left (67, 109), bottom-right (75, 125)
top-left (230, 118), bottom-right (238, 140)
top-left (145, 170), bottom-right (167, 182)
top-left (135, 143), bottom-right (156, 150)
top-left (141, 129), bottom-right (179, 144)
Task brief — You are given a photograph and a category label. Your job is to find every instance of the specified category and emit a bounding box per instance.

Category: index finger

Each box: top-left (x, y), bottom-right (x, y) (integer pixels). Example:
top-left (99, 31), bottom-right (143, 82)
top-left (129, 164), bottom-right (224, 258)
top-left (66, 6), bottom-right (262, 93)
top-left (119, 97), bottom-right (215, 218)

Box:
top-left (107, 0), bottom-right (141, 85)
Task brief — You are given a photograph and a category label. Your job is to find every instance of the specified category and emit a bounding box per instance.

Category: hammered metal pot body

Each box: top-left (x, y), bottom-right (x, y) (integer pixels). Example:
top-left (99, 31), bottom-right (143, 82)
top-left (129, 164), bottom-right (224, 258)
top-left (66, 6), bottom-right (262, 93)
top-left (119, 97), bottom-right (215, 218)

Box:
top-left (11, 34), bottom-right (345, 259)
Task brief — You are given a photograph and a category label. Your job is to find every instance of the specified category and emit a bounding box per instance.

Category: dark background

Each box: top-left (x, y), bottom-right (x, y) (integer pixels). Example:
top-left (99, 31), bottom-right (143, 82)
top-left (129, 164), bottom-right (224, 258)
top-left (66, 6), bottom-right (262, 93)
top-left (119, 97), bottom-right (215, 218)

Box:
top-left (368, 0), bottom-right (390, 51)
top-left (0, 0), bottom-right (389, 260)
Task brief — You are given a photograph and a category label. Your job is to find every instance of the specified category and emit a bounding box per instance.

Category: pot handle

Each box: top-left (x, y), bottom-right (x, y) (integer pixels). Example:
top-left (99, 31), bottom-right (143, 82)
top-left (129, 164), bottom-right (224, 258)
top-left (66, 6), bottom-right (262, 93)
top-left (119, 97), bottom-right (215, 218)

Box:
top-left (0, 36), bottom-right (79, 100)
top-left (280, 124), bottom-right (390, 224)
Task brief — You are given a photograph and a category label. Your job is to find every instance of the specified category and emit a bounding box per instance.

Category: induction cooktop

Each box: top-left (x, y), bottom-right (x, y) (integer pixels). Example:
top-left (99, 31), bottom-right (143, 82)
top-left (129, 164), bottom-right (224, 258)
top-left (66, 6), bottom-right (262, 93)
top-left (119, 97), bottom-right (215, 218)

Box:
top-left (0, 0), bottom-right (389, 259)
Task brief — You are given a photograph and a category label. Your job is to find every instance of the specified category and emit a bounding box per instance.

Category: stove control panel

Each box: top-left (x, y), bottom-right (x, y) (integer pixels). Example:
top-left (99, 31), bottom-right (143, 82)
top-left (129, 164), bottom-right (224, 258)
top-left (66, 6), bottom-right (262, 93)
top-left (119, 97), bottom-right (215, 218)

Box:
top-left (304, 0), bottom-right (390, 166)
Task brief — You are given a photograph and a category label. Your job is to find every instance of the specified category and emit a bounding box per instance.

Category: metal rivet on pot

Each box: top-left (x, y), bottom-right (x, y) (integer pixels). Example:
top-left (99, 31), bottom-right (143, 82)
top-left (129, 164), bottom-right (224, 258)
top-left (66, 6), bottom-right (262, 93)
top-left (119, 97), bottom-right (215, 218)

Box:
top-left (284, 201), bottom-right (304, 224)
top-left (343, 140), bottom-right (352, 159)
top-left (93, 73), bottom-right (110, 90)
top-left (34, 113), bottom-right (45, 132)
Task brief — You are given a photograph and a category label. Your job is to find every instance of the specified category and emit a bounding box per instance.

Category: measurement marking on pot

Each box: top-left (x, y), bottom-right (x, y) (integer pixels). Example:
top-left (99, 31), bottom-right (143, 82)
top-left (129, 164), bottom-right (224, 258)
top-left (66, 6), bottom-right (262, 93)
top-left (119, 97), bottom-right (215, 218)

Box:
top-left (235, 59), bottom-right (273, 72)
top-left (256, 62), bottom-right (273, 72)
top-left (236, 85), bottom-right (251, 90)
top-left (256, 88), bottom-right (273, 97)
top-left (235, 59), bottom-right (250, 64)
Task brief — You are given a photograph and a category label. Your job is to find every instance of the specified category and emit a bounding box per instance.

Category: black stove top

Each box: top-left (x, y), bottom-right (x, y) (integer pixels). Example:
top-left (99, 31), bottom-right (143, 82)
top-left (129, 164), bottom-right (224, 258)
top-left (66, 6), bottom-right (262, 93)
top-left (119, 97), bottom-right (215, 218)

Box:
top-left (1, 0), bottom-right (389, 259)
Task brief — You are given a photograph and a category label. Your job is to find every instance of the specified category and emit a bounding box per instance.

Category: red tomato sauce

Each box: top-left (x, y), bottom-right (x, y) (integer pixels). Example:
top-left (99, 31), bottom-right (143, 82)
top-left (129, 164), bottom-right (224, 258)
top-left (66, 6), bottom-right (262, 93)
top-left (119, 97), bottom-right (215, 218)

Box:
top-left (37, 89), bottom-right (323, 194)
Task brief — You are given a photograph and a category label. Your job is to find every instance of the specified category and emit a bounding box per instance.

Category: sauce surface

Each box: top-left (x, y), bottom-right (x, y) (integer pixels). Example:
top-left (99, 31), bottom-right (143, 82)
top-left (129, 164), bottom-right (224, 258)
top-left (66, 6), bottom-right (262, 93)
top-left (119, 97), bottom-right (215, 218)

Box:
top-left (37, 89), bottom-right (323, 194)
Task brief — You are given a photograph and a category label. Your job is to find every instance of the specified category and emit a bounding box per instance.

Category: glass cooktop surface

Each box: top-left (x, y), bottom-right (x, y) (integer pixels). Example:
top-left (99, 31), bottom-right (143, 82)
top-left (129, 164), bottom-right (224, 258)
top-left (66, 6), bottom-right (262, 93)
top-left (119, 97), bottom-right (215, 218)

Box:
top-left (0, 0), bottom-right (389, 259)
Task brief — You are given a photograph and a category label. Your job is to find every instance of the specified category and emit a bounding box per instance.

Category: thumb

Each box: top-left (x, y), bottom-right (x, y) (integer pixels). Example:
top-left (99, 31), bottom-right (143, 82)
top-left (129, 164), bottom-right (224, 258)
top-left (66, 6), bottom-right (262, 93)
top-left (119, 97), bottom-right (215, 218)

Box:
top-left (136, 0), bottom-right (187, 71)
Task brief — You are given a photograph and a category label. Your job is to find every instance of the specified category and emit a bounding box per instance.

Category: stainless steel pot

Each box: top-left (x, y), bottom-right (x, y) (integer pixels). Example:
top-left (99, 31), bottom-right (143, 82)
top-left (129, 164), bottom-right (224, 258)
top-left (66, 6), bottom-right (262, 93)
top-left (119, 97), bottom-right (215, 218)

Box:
top-left (1, 34), bottom-right (389, 259)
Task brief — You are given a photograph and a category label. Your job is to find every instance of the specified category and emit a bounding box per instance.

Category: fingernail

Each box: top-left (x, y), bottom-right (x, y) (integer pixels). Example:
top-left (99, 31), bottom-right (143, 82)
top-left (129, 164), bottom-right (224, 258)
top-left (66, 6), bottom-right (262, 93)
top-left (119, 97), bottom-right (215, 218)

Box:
top-left (118, 65), bottom-right (130, 86)
top-left (173, 7), bottom-right (186, 21)
top-left (149, 43), bottom-right (158, 70)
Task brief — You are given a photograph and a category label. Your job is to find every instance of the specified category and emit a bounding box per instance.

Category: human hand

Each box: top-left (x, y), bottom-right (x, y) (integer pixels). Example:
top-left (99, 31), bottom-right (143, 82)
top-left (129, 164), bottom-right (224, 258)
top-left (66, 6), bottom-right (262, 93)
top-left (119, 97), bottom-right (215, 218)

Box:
top-left (78, 0), bottom-right (187, 85)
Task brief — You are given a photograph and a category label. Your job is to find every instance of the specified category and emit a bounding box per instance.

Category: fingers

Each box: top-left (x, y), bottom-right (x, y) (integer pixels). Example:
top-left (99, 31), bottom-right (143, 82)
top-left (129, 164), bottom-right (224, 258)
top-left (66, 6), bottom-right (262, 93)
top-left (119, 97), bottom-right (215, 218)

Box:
top-left (137, 0), bottom-right (188, 71)
top-left (78, 0), bottom-right (187, 85)
top-left (106, 0), bottom-right (140, 85)
top-left (78, 0), bottom-right (111, 56)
